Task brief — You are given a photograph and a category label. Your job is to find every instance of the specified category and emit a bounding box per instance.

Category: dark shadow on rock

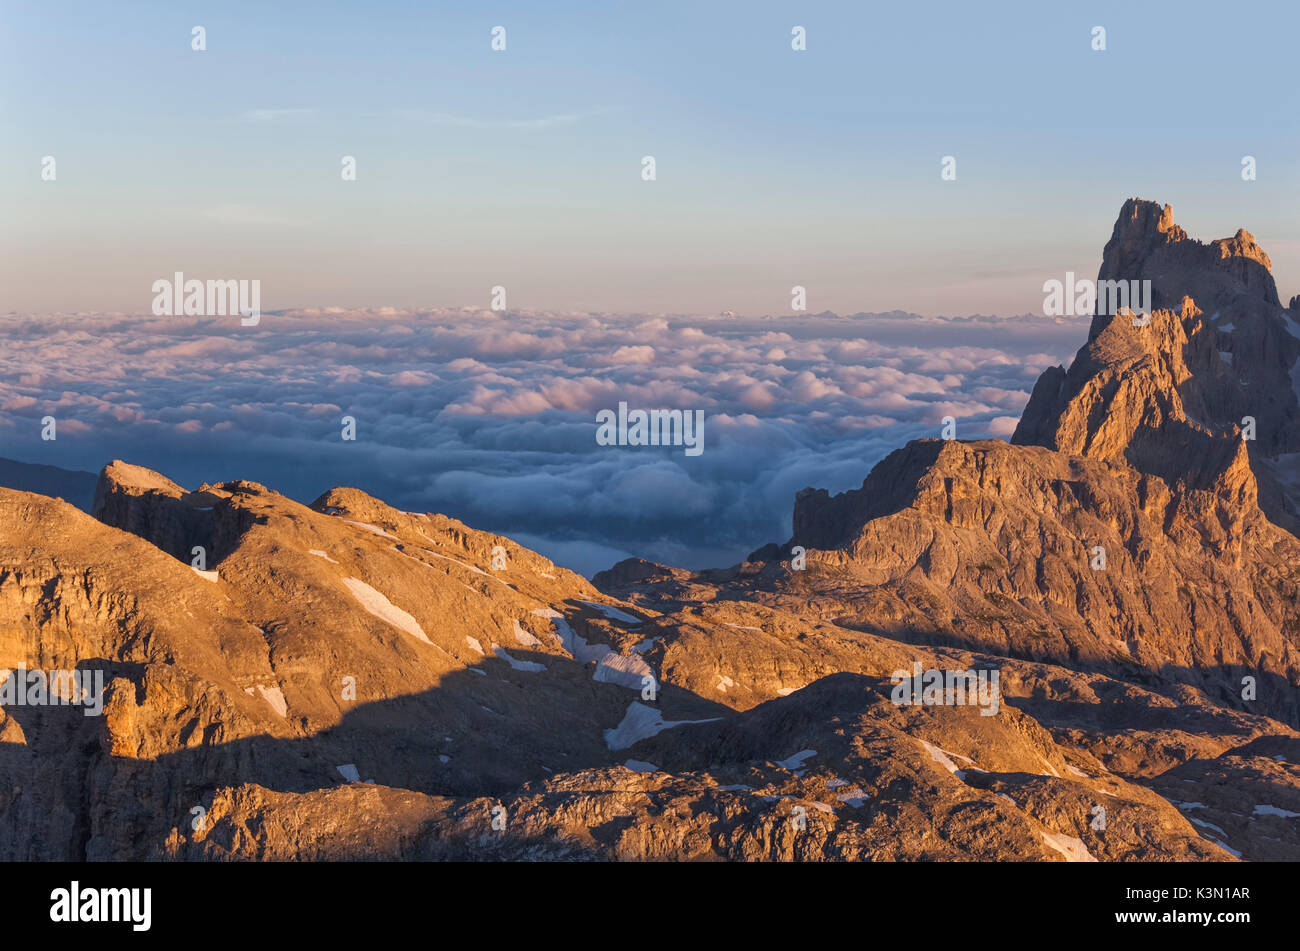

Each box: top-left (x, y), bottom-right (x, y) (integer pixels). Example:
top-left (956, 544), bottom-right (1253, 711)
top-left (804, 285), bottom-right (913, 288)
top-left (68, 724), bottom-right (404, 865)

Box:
top-left (0, 644), bottom-right (735, 860)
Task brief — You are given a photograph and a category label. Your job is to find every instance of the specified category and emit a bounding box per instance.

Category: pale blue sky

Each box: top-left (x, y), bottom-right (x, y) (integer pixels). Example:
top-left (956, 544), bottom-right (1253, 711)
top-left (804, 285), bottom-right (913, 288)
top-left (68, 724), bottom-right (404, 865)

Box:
top-left (4, 0), bottom-right (1298, 316)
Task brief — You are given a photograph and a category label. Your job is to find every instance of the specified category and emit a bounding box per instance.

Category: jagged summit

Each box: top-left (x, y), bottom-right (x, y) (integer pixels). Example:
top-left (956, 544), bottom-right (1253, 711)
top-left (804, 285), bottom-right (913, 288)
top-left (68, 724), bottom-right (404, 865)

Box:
top-left (1094, 199), bottom-right (1280, 341)
top-left (1018, 200), bottom-right (1300, 513)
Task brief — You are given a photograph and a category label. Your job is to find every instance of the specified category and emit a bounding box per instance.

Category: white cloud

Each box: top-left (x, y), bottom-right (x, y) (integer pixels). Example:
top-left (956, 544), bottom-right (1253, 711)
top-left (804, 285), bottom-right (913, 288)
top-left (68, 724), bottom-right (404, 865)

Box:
top-left (0, 310), bottom-right (1079, 576)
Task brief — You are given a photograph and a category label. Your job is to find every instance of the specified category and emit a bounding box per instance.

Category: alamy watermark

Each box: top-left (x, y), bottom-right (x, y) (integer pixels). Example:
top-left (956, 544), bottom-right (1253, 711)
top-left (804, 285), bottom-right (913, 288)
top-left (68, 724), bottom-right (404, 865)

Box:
top-left (0, 665), bottom-right (104, 716)
top-left (596, 401), bottom-right (705, 456)
top-left (890, 662), bottom-right (1000, 716)
top-left (151, 272), bottom-right (261, 326)
top-left (50, 881), bottom-right (150, 931)
top-left (1043, 272), bottom-right (1152, 326)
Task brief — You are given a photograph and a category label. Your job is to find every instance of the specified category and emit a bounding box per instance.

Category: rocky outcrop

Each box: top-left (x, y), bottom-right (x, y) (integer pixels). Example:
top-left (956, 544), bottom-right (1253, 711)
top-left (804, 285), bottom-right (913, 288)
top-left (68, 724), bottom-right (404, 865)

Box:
top-left (1018, 199), bottom-right (1300, 467)
top-left (92, 460), bottom-right (219, 564)
top-left (165, 674), bottom-right (1237, 862)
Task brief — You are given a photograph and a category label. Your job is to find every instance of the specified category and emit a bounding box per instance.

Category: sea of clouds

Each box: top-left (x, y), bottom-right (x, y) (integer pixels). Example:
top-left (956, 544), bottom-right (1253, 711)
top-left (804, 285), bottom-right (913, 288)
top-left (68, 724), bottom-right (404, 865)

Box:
top-left (0, 308), bottom-right (1086, 576)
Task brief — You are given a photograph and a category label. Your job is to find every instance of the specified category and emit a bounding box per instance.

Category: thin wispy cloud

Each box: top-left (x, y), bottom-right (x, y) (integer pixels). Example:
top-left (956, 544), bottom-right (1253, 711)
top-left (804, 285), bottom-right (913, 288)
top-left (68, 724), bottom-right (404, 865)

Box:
top-left (239, 108), bottom-right (317, 122)
top-left (391, 107), bottom-right (611, 130)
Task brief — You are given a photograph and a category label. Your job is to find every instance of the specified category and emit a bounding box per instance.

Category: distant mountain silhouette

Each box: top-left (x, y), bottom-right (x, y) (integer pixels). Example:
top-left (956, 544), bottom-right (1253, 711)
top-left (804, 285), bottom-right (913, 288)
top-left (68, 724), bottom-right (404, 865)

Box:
top-left (0, 457), bottom-right (96, 511)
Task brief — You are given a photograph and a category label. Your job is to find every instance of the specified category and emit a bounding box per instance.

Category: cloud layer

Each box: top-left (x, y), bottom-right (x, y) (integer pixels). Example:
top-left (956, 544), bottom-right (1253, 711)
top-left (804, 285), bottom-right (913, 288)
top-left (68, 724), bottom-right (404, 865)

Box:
top-left (0, 309), bottom-right (1084, 575)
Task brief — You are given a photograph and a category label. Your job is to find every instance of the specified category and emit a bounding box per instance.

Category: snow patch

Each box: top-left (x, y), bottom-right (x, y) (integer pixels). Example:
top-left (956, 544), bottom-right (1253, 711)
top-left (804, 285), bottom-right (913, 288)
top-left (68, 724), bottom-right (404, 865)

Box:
top-left (422, 548), bottom-right (488, 576)
top-left (1253, 804), bottom-right (1300, 818)
top-left (532, 609), bottom-right (609, 663)
top-left (623, 759), bottom-right (659, 773)
top-left (1281, 308), bottom-right (1300, 341)
top-left (340, 577), bottom-right (432, 644)
top-left (775, 749), bottom-right (817, 770)
top-left (579, 600), bottom-right (642, 624)
top-left (1190, 817), bottom-right (1228, 837)
top-left (512, 619), bottom-right (540, 647)
top-left (308, 549), bottom-right (339, 564)
top-left (918, 739), bottom-right (972, 780)
top-left (256, 684), bottom-right (288, 718)
top-left (493, 646), bottom-right (546, 673)
top-left (603, 701), bottom-right (720, 751)
top-left (465, 636), bottom-right (484, 655)
top-left (1035, 755), bottom-right (1061, 778)
top-left (1040, 831), bottom-right (1097, 863)
top-left (190, 566), bottom-right (219, 582)
top-left (336, 764), bottom-right (361, 783)
top-left (593, 652), bottom-right (654, 690)
top-left (342, 519), bottom-right (398, 540)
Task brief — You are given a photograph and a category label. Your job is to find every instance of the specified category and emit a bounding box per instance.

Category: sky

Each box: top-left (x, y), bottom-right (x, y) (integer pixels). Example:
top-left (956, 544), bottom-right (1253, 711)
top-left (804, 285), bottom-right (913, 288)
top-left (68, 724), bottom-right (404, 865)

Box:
top-left (3, 0), bottom-right (1299, 316)
top-left (1, 1), bottom-right (1297, 575)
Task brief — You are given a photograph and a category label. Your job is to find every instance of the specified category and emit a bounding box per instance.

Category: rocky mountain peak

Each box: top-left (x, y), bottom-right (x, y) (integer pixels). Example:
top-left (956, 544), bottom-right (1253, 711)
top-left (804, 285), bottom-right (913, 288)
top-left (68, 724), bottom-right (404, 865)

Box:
top-left (92, 459), bottom-right (221, 564)
top-left (742, 200), bottom-right (1300, 745)
top-left (1016, 201), bottom-right (1300, 504)
top-left (1093, 200), bottom-right (1280, 343)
